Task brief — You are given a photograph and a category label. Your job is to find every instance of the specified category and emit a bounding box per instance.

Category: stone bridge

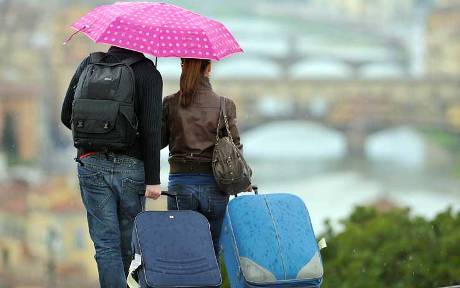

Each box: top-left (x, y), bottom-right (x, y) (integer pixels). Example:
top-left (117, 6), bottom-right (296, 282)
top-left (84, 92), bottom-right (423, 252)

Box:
top-left (167, 77), bottom-right (460, 156)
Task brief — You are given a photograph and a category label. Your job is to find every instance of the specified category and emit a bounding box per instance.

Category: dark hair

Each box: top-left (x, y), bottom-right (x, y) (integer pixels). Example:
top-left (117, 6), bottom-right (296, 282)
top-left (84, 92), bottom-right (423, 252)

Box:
top-left (179, 58), bottom-right (211, 107)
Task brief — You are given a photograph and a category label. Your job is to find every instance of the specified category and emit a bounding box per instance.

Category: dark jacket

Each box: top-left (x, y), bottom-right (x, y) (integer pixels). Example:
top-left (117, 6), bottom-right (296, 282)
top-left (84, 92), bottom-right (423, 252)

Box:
top-left (61, 46), bottom-right (163, 184)
top-left (161, 76), bottom-right (242, 173)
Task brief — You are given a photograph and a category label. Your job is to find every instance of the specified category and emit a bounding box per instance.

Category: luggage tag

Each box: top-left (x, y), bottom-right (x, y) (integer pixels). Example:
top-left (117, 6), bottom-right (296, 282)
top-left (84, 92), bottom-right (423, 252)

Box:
top-left (318, 238), bottom-right (327, 250)
top-left (127, 253), bottom-right (142, 288)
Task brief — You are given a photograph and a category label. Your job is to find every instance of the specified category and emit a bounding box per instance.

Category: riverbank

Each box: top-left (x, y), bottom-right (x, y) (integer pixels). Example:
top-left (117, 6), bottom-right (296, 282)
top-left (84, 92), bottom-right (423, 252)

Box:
top-left (422, 129), bottom-right (460, 180)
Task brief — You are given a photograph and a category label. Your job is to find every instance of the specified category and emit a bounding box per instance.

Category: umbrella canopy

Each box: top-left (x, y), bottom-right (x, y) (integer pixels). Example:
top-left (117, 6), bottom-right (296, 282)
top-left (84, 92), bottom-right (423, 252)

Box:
top-left (70, 2), bottom-right (243, 61)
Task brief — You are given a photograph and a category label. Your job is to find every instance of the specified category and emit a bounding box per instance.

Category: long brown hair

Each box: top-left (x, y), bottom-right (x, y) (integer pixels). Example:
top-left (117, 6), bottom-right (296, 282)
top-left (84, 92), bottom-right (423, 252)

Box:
top-left (179, 58), bottom-right (210, 107)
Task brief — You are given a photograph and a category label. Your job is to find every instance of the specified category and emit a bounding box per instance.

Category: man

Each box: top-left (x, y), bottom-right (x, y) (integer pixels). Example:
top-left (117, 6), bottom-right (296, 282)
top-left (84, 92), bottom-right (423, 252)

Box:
top-left (61, 46), bottom-right (162, 287)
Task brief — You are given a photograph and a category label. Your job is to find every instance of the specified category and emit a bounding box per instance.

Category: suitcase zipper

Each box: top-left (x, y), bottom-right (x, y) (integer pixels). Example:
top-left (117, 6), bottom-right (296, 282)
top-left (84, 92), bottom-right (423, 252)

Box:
top-left (263, 196), bottom-right (288, 280)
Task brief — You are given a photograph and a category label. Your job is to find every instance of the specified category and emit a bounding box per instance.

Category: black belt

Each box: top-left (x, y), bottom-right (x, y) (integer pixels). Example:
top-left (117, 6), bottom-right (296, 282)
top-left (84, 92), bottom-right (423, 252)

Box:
top-left (169, 161), bottom-right (213, 174)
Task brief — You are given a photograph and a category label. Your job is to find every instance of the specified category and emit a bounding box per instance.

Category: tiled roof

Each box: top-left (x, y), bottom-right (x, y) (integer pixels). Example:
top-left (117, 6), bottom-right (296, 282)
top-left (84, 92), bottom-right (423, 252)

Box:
top-left (0, 180), bottom-right (30, 216)
top-left (49, 198), bottom-right (84, 213)
top-left (0, 81), bottom-right (37, 99)
top-left (0, 176), bottom-right (84, 216)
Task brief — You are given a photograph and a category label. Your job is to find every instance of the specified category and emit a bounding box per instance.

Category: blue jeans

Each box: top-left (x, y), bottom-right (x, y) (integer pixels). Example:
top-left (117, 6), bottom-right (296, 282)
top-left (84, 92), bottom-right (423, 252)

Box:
top-left (167, 176), bottom-right (229, 257)
top-left (78, 153), bottom-right (145, 288)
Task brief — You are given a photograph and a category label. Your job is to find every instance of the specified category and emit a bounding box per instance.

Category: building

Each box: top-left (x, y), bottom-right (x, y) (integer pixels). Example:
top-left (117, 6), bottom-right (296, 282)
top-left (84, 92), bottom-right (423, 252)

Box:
top-left (0, 175), bottom-right (98, 286)
top-left (435, 0), bottom-right (460, 7)
top-left (0, 180), bottom-right (29, 273)
top-left (447, 105), bottom-right (460, 131)
top-left (26, 175), bottom-right (98, 282)
top-left (426, 2), bottom-right (460, 76)
top-left (52, 5), bottom-right (101, 105)
top-left (308, 0), bottom-right (419, 24)
top-left (0, 82), bottom-right (39, 162)
top-left (51, 5), bottom-right (108, 150)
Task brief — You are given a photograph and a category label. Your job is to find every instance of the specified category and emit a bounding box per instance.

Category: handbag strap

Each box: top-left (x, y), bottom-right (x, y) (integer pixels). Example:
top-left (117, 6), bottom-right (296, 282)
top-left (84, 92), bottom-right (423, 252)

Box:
top-left (216, 97), bottom-right (234, 143)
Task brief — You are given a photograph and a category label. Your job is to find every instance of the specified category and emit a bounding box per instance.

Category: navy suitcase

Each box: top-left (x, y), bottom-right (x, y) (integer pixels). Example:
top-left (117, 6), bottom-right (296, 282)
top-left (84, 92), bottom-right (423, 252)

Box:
top-left (220, 193), bottom-right (324, 288)
top-left (128, 209), bottom-right (222, 288)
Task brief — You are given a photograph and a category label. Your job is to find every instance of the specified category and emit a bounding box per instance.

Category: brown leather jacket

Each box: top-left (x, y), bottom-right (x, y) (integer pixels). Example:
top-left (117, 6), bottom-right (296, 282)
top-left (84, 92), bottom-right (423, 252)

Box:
top-left (161, 76), bottom-right (242, 173)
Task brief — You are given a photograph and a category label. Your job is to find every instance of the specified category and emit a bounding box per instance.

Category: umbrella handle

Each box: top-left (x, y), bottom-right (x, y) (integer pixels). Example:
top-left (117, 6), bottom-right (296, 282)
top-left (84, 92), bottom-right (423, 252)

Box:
top-left (63, 25), bottom-right (88, 45)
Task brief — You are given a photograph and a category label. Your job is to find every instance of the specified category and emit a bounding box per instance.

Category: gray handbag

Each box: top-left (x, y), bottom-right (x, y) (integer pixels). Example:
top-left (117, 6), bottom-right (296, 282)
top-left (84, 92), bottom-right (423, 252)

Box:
top-left (212, 97), bottom-right (252, 195)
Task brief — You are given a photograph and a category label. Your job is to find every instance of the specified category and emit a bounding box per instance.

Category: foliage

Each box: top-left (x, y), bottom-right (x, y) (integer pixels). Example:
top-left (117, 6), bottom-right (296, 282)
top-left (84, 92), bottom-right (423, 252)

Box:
top-left (220, 258), bottom-right (230, 288)
top-left (320, 206), bottom-right (460, 288)
top-left (422, 129), bottom-right (460, 178)
top-left (220, 207), bottom-right (460, 287)
top-left (423, 130), bottom-right (460, 151)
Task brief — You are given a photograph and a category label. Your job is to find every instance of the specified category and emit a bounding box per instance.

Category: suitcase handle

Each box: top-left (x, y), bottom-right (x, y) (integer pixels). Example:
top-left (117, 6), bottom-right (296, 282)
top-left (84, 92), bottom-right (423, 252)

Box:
top-left (161, 191), bottom-right (176, 198)
top-left (160, 190), bottom-right (179, 210)
top-left (235, 185), bottom-right (258, 197)
top-left (141, 191), bottom-right (179, 211)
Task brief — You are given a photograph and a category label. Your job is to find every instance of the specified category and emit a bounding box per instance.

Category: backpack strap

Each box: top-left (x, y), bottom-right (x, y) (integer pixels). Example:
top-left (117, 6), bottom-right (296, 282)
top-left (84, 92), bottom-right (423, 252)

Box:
top-left (89, 52), bottom-right (106, 64)
top-left (121, 55), bottom-right (146, 66)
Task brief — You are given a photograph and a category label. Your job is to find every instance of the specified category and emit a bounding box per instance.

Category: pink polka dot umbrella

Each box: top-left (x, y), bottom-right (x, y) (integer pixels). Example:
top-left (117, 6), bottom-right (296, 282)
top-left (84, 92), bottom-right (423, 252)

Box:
top-left (68, 2), bottom-right (243, 61)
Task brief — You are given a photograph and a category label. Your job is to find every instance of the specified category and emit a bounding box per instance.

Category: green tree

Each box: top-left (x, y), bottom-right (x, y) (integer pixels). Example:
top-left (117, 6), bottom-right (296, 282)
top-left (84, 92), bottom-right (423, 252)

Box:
top-left (321, 206), bottom-right (460, 288)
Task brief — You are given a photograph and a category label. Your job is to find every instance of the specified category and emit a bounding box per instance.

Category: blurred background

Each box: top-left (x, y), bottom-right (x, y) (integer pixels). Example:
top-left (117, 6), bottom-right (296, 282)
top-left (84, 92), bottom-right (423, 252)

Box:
top-left (1, 0), bottom-right (460, 287)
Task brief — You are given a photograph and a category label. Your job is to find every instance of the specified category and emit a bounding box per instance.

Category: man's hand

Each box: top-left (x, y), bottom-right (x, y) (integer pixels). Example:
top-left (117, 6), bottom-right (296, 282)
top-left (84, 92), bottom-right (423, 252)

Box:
top-left (145, 185), bottom-right (161, 200)
top-left (245, 185), bottom-right (253, 192)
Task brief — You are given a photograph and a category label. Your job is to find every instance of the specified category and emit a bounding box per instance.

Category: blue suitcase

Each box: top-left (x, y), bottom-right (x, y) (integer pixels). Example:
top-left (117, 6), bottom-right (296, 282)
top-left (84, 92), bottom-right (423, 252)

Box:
top-left (129, 210), bottom-right (222, 288)
top-left (220, 193), bottom-right (323, 288)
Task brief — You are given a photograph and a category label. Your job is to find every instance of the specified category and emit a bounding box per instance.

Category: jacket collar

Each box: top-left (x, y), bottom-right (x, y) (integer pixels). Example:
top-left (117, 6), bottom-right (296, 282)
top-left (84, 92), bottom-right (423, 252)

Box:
top-left (198, 76), bottom-right (212, 91)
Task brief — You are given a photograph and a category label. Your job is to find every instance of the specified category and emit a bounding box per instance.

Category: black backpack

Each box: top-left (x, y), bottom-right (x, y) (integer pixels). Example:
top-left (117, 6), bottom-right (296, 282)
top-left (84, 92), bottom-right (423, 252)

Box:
top-left (71, 52), bottom-right (144, 151)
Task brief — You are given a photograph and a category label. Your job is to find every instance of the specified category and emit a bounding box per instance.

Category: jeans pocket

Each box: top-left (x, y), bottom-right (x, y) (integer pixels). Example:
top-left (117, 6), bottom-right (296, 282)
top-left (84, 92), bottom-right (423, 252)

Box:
top-left (118, 165), bottom-right (144, 220)
top-left (79, 181), bottom-right (111, 215)
top-left (78, 165), bottom-right (105, 187)
top-left (121, 178), bottom-right (145, 219)
top-left (122, 177), bottom-right (145, 195)
top-left (78, 165), bottom-right (111, 213)
top-left (167, 184), bottom-right (195, 210)
top-left (209, 196), bottom-right (229, 216)
top-left (168, 193), bottom-right (194, 210)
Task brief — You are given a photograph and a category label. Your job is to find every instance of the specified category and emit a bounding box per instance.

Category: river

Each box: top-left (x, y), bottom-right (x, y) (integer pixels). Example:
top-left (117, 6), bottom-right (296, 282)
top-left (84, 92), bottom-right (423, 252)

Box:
top-left (159, 121), bottom-right (460, 233)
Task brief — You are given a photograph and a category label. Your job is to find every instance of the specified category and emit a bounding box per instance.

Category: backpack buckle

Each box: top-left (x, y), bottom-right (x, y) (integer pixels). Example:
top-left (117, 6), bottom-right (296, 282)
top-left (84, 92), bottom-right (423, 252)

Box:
top-left (77, 120), bottom-right (84, 128)
top-left (104, 121), bottom-right (110, 129)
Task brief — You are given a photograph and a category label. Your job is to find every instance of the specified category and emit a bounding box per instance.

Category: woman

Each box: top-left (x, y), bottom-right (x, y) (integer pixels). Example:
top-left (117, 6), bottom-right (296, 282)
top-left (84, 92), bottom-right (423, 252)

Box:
top-left (161, 58), bottom-right (244, 257)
